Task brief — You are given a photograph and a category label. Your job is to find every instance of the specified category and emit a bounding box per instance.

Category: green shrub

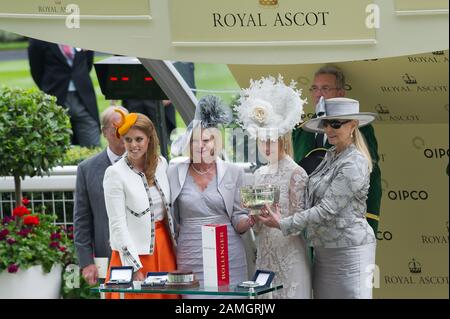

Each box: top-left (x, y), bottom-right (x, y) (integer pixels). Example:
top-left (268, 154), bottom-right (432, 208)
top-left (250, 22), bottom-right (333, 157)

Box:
top-left (63, 146), bottom-right (103, 166)
top-left (0, 86), bottom-right (72, 206)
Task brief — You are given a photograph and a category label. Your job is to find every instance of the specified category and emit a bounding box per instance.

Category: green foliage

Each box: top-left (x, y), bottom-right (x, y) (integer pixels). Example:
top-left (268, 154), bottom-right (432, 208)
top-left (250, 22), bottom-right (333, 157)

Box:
top-left (0, 86), bottom-right (72, 179)
top-left (63, 146), bottom-right (103, 166)
top-left (0, 203), bottom-right (99, 299)
top-left (0, 209), bottom-right (73, 273)
top-left (62, 272), bottom-right (99, 299)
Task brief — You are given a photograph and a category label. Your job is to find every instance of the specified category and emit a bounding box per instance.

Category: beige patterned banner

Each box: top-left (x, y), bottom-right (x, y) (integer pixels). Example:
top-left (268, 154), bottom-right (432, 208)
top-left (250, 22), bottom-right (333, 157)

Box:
top-left (169, 0), bottom-right (376, 46)
top-left (229, 50), bottom-right (449, 125)
top-left (0, 0), bottom-right (151, 18)
top-left (374, 123), bottom-right (448, 298)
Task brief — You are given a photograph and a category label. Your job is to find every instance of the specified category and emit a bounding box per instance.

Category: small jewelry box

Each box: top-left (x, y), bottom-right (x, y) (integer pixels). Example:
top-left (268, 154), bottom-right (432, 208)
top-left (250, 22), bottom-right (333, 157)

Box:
top-left (105, 266), bottom-right (134, 288)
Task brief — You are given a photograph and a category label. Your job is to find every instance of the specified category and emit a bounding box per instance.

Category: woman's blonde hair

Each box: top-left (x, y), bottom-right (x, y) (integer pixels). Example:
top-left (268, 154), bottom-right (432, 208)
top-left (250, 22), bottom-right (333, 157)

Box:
top-left (132, 114), bottom-right (160, 184)
top-left (353, 124), bottom-right (373, 173)
top-left (188, 126), bottom-right (223, 162)
top-left (280, 132), bottom-right (293, 157)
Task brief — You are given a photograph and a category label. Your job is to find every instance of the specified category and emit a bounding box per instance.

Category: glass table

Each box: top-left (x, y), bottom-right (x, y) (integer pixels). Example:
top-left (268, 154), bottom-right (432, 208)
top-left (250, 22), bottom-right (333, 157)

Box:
top-left (94, 282), bottom-right (283, 299)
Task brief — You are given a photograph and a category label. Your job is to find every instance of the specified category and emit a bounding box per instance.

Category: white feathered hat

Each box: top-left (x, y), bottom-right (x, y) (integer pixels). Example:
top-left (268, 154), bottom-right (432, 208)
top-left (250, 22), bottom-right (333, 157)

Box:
top-left (234, 75), bottom-right (306, 141)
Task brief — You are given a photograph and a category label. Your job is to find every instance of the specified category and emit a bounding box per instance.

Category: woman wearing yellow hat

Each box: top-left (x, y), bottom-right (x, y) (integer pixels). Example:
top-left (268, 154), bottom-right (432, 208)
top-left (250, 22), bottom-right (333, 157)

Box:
top-left (103, 110), bottom-right (177, 299)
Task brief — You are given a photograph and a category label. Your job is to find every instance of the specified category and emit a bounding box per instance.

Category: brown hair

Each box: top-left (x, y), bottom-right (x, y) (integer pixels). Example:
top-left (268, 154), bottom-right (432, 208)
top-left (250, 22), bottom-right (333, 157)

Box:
top-left (132, 114), bottom-right (160, 184)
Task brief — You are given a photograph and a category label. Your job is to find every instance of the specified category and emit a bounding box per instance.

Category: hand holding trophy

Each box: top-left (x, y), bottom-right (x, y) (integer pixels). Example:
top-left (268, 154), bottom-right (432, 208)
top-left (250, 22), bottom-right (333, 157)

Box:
top-left (240, 185), bottom-right (280, 216)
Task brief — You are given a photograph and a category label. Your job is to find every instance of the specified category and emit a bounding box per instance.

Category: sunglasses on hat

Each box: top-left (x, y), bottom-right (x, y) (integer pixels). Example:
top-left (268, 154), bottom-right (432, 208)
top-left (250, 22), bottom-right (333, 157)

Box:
top-left (320, 119), bottom-right (351, 129)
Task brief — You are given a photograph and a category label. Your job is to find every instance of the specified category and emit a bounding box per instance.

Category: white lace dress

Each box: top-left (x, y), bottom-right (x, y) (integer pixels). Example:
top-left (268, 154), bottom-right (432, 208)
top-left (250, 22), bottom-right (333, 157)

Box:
top-left (254, 156), bottom-right (312, 299)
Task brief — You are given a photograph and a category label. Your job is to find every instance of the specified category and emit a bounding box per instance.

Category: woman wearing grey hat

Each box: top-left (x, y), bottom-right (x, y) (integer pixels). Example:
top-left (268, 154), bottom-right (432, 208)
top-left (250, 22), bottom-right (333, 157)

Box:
top-left (259, 97), bottom-right (378, 299)
top-left (167, 95), bottom-right (254, 298)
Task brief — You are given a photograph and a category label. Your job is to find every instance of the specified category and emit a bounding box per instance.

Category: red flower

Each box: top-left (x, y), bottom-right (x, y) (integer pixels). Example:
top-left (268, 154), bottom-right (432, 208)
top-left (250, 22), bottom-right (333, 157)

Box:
top-left (7, 238), bottom-right (16, 245)
top-left (23, 215), bottom-right (40, 226)
top-left (22, 197), bottom-right (30, 206)
top-left (49, 241), bottom-right (60, 249)
top-left (17, 229), bottom-right (32, 237)
top-left (7, 264), bottom-right (19, 273)
top-left (59, 246), bottom-right (66, 252)
top-left (0, 229), bottom-right (9, 240)
top-left (12, 205), bottom-right (30, 217)
top-left (50, 232), bottom-right (61, 240)
top-left (2, 216), bottom-right (15, 225)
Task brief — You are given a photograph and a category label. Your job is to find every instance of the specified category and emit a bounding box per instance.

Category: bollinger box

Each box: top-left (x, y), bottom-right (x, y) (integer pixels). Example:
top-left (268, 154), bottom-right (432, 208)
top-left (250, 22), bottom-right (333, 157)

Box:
top-left (201, 224), bottom-right (229, 287)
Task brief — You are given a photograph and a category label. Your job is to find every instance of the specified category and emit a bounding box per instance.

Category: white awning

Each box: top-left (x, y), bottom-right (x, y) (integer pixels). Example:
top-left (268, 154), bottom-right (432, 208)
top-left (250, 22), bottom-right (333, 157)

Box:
top-left (0, 0), bottom-right (448, 64)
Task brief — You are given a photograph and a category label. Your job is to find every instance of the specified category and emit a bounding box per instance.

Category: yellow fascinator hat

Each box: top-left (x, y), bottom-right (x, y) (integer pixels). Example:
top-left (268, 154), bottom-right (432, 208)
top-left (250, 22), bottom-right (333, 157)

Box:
top-left (113, 108), bottom-right (138, 138)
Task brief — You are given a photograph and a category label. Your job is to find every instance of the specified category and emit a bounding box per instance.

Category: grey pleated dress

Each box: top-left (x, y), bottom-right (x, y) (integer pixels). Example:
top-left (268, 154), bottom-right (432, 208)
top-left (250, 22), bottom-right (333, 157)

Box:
top-left (176, 174), bottom-right (248, 299)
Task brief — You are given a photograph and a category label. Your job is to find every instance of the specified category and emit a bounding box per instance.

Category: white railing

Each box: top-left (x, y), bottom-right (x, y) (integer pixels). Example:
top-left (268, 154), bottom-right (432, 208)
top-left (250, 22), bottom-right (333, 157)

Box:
top-left (0, 163), bottom-right (256, 227)
top-left (0, 166), bottom-right (77, 226)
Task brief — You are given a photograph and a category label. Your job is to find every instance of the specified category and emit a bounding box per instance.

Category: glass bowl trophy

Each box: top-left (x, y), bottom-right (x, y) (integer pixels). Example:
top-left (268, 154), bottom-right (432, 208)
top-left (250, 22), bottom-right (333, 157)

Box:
top-left (240, 185), bottom-right (280, 215)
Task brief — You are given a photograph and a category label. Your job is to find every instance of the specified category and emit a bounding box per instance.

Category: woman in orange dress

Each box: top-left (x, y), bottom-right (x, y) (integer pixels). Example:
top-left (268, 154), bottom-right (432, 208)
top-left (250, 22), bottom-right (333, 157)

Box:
top-left (103, 110), bottom-right (178, 299)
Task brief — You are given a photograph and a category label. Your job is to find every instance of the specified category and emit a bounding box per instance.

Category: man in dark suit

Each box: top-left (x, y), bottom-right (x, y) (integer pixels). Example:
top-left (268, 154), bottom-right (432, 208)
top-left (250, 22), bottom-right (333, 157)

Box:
top-left (73, 106), bottom-right (127, 285)
top-left (28, 38), bottom-right (100, 147)
top-left (292, 65), bottom-right (382, 233)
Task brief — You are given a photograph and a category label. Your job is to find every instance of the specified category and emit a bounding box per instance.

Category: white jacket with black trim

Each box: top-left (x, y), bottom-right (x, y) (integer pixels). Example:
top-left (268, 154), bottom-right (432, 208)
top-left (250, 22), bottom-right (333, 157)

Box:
top-left (103, 155), bottom-right (175, 271)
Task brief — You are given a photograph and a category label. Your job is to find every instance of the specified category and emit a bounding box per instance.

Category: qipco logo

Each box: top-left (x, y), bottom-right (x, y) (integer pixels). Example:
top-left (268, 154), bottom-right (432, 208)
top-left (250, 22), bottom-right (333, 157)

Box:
top-left (376, 230), bottom-right (393, 241)
top-left (388, 190), bottom-right (429, 201)
top-left (423, 148), bottom-right (450, 159)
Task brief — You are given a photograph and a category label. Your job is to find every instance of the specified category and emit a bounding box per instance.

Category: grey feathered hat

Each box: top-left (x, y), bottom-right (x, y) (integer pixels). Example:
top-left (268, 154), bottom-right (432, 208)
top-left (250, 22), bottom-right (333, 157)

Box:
top-left (171, 95), bottom-right (232, 156)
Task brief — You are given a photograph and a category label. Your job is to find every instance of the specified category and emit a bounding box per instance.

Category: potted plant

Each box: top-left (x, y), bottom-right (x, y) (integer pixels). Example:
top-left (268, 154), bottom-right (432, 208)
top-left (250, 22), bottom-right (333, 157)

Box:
top-left (0, 199), bottom-right (74, 298)
top-left (0, 86), bottom-right (72, 298)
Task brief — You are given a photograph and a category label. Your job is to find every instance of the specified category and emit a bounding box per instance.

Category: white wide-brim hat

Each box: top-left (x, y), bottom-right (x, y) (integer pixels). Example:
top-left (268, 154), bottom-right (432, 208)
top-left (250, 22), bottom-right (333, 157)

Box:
top-left (302, 97), bottom-right (377, 133)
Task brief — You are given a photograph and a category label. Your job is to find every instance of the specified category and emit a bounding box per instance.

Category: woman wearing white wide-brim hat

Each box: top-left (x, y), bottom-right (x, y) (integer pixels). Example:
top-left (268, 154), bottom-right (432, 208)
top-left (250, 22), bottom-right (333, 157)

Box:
top-left (259, 96), bottom-right (378, 299)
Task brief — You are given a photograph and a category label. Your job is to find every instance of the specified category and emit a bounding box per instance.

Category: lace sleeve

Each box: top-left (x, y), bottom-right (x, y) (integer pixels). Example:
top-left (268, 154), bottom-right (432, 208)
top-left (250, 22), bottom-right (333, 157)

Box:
top-left (289, 167), bottom-right (308, 216)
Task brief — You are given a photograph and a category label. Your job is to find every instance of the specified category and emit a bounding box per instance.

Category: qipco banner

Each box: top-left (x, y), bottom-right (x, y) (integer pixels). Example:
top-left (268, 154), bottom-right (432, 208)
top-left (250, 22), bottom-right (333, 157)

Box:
top-left (374, 123), bottom-right (448, 298)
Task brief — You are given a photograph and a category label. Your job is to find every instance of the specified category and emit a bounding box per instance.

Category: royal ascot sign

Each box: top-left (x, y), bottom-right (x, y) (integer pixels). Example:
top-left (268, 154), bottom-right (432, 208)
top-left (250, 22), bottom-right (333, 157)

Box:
top-left (0, 0), bottom-right (152, 20)
top-left (395, 0), bottom-right (449, 15)
top-left (169, 0), bottom-right (376, 46)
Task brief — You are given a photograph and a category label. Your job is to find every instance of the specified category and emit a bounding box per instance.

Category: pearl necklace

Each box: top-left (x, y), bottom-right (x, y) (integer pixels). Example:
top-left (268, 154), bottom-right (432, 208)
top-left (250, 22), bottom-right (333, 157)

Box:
top-left (191, 163), bottom-right (213, 175)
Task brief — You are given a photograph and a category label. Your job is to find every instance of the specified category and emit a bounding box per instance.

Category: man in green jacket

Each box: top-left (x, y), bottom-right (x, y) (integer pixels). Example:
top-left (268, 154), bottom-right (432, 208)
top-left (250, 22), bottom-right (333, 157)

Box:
top-left (292, 65), bottom-right (382, 233)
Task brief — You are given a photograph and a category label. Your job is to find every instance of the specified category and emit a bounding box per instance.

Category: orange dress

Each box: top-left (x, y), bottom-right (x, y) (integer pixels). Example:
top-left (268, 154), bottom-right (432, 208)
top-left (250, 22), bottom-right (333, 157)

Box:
top-left (105, 220), bottom-right (179, 299)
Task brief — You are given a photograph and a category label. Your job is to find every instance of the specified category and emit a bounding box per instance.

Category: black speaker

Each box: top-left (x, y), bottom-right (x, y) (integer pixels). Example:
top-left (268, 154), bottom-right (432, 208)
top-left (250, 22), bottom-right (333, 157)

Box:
top-left (94, 56), bottom-right (168, 100)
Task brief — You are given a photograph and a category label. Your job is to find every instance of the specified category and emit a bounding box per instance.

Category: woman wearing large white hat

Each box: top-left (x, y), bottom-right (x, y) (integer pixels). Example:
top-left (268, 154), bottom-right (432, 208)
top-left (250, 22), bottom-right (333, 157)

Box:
top-left (235, 75), bottom-right (312, 299)
top-left (259, 96), bottom-right (378, 299)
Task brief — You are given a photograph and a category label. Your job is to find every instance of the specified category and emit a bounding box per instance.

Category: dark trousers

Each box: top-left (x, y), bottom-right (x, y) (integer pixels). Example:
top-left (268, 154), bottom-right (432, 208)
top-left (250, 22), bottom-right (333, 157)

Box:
top-left (65, 92), bottom-right (100, 147)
